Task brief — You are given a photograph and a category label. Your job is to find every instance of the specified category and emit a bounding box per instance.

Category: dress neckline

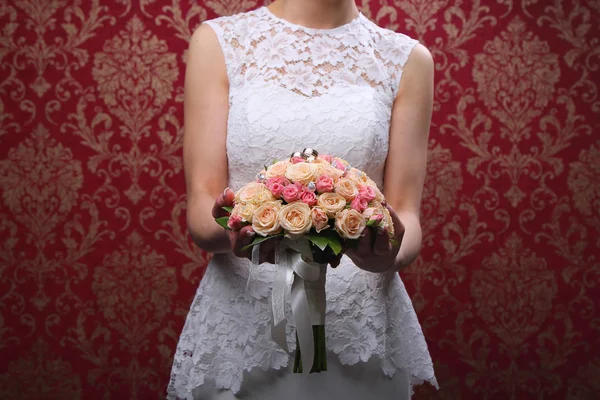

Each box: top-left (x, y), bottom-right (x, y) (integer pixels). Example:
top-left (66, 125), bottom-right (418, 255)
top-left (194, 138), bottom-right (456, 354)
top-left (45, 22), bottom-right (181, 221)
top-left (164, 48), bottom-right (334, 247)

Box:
top-left (260, 6), bottom-right (364, 35)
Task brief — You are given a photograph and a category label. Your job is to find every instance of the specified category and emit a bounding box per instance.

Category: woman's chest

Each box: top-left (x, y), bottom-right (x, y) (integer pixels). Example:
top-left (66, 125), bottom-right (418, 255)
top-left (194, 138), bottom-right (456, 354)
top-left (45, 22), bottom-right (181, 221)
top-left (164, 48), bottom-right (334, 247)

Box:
top-left (225, 83), bottom-right (392, 189)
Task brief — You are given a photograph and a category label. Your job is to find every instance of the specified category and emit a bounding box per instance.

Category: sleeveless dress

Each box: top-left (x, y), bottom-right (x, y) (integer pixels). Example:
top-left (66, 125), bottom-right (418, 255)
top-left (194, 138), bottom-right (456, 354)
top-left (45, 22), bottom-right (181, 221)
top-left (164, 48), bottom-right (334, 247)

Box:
top-left (167, 6), bottom-right (438, 400)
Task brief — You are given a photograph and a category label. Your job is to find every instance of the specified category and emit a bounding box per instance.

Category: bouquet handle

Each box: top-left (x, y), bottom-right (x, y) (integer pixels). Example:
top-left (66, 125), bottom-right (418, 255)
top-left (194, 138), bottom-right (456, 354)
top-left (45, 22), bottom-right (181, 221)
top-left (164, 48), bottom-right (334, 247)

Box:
top-left (269, 238), bottom-right (327, 373)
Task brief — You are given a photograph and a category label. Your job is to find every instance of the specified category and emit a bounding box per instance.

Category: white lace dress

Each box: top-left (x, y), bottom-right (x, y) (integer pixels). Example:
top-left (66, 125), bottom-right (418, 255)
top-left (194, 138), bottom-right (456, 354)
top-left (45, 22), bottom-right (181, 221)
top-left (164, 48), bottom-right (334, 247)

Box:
top-left (167, 6), bottom-right (438, 400)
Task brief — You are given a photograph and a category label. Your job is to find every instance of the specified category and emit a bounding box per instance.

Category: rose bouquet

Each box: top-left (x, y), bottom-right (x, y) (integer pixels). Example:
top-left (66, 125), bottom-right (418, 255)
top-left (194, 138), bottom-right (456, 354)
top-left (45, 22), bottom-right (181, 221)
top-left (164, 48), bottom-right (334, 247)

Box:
top-left (215, 149), bottom-right (396, 374)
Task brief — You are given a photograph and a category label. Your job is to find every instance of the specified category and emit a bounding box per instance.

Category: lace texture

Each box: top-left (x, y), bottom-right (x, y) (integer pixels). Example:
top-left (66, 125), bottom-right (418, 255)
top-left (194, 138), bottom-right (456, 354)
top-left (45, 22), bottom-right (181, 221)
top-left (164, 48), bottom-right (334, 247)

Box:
top-left (167, 7), bottom-right (437, 399)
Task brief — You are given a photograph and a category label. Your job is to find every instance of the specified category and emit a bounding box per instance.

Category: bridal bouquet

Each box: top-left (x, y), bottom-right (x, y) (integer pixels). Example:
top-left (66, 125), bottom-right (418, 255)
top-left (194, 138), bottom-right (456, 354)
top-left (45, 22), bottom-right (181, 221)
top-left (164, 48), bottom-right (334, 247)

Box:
top-left (215, 148), bottom-right (396, 373)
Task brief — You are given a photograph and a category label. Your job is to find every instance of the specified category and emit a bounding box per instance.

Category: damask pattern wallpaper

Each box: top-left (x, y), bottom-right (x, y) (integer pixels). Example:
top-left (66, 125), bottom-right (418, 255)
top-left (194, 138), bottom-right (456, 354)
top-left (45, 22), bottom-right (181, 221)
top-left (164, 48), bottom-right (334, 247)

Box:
top-left (0, 0), bottom-right (598, 399)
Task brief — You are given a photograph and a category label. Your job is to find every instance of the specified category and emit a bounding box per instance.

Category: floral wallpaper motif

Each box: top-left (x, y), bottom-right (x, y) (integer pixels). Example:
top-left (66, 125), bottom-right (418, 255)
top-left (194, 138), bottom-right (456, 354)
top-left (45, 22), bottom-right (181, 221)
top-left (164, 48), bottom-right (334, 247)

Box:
top-left (1, 0), bottom-right (598, 399)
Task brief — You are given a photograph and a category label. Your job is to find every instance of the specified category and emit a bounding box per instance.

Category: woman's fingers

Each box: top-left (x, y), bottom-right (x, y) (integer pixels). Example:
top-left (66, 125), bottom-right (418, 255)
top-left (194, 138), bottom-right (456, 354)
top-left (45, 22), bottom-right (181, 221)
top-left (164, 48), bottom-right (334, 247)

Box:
top-left (385, 204), bottom-right (406, 244)
top-left (231, 225), bottom-right (254, 258)
top-left (373, 227), bottom-right (391, 256)
top-left (211, 187), bottom-right (235, 219)
top-left (352, 227), bottom-right (373, 259)
top-left (329, 252), bottom-right (343, 268)
top-left (258, 237), bottom-right (276, 264)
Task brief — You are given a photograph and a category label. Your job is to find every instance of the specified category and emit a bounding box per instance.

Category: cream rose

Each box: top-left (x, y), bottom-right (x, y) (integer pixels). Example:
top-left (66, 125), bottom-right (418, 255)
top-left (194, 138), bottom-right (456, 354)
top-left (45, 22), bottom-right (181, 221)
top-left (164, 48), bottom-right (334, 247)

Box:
top-left (311, 206), bottom-right (330, 233)
top-left (334, 178), bottom-right (359, 201)
top-left (235, 182), bottom-right (268, 204)
top-left (279, 202), bottom-right (312, 237)
top-left (334, 209), bottom-right (366, 239)
top-left (320, 164), bottom-right (345, 182)
top-left (251, 188), bottom-right (276, 206)
top-left (317, 192), bottom-right (347, 218)
top-left (252, 201), bottom-right (283, 236)
top-left (346, 167), bottom-right (368, 186)
top-left (266, 160), bottom-right (290, 179)
top-left (285, 162), bottom-right (318, 185)
top-left (232, 203), bottom-right (257, 223)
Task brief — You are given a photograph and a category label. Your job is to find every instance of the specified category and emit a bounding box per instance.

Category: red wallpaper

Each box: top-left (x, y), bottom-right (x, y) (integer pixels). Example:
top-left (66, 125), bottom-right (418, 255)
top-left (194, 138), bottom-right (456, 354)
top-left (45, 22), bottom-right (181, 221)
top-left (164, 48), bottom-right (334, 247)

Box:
top-left (1, 1), bottom-right (599, 399)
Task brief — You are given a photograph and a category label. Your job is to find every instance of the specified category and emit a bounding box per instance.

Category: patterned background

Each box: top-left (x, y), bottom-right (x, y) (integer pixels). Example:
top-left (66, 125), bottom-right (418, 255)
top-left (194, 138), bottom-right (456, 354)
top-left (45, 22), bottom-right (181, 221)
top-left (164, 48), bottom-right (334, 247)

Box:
top-left (0, 0), bottom-right (599, 399)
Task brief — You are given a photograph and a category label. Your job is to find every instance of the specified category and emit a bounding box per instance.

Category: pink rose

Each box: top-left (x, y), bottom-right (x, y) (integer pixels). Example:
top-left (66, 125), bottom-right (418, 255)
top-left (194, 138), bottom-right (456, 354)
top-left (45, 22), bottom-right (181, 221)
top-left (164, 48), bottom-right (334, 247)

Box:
top-left (282, 184), bottom-right (300, 203)
top-left (295, 181), bottom-right (308, 192)
top-left (332, 158), bottom-right (347, 171)
top-left (300, 191), bottom-right (318, 207)
top-left (266, 176), bottom-right (290, 198)
top-left (290, 156), bottom-right (304, 164)
top-left (227, 214), bottom-right (243, 230)
top-left (358, 185), bottom-right (376, 202)
top-left (320, 154), bottom-right (333, 163)
top-left (350, 195), bottom-right (369, 212)
top-left (311, 207), bottom-right (330, 233)
top-left (370, 213), bottom-right (384, 224)
top-left (316, 175), bottom-right (334, 193)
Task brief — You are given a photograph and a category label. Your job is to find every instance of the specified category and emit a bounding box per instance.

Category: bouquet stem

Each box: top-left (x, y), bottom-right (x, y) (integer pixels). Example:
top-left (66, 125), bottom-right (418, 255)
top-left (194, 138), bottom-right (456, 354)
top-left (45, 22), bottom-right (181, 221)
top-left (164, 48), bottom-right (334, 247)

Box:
top-left (293, 325), bottom-right (327, 373)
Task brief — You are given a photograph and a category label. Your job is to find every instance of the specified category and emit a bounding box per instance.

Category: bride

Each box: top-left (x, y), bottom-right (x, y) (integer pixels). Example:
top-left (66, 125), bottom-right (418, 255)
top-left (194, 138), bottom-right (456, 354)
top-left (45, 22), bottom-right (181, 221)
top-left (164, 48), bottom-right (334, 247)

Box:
top-left (168, 0), bottom-right (438, 399)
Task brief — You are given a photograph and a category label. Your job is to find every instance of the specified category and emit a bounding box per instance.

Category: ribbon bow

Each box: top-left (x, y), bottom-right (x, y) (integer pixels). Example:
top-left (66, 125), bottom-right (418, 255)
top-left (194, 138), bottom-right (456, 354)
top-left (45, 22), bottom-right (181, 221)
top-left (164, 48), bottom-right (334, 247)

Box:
top-left (250, 237), bottom-right (326, 373)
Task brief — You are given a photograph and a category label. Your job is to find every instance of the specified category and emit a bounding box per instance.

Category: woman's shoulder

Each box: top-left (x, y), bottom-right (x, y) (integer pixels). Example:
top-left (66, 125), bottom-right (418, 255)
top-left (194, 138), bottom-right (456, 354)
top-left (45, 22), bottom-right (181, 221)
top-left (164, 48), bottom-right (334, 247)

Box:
top-left (202, 7), bottom-right (264, 35)
top-left (360, 17), bottom-right (421, 68)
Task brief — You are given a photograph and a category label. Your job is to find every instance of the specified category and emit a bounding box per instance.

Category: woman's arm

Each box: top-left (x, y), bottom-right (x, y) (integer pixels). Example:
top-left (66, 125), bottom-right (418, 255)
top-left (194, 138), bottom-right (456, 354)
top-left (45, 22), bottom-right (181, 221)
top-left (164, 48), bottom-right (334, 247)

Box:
top-left (183, 24), bottom-right (232, 253)
top-left (384, 43), bottom-right (434, 269)
top-left (345, 43), bottom-right (434, 272)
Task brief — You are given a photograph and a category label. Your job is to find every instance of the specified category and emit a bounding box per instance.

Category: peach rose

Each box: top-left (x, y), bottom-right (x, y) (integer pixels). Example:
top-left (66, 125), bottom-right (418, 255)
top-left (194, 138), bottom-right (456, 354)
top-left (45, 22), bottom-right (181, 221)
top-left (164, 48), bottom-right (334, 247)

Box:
top-left (232, 203), bottom-right (257, 223)
top-left (285, 162), bottom-right (318, 185)
top-left (334, 209), bottom-right (366, 240)
top-left (334, 177), bottom-right (359, 201)
top-left (317, 192), bottom-right (347, 218)
top-left (320, 163), bottom-right (345, 182)
top-left (266, 160), bottom-right (290, 179)
top-left (235, 182), bottom-right (269, 204)
top-left (251, 201), bottom-right (283, 236)
top-left (346, 167), bottom-right (368, 185)
top-left (252, 188), bottom-right (277, 206)
top-left (311, 207), bottom-right (330, 233)
top-left (279, 202), bottom-right (312, 237)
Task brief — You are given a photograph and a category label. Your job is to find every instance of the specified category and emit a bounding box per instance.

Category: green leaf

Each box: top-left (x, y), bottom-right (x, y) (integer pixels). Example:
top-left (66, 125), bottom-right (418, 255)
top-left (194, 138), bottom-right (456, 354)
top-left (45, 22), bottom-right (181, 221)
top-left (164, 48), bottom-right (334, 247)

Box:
top-left (390, 237), bottom-right (400, 247)
top-left (241, 232), bottom-right (284, 251)
top-left (222, 206), bottom-right (233, 213)
top-left (306, 234), bottom-right (328, 251)
top-left (215, 217), bottom-right (231, 230)
top-left (272, 158), bottom-right (279, 164)
top-left (366, 219), bottom-right (378, 228)
top-left (326, 236), bottom-right (342, 255)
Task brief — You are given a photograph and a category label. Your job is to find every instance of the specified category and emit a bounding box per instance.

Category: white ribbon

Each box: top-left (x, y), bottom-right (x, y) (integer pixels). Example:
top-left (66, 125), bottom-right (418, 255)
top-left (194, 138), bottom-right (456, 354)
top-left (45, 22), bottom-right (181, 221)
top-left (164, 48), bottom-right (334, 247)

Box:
top-left (271, 237), bottom-right (326, 373)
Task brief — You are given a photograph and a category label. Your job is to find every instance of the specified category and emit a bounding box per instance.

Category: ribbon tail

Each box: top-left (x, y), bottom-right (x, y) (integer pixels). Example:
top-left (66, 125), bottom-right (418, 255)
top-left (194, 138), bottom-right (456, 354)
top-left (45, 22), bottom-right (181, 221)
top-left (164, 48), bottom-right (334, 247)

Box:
top-left (290, 272), bottom-right (315, 374)
top-left (271, 244), bottom-right (290, 352)
top-left (244, 242), bottom-right (261, 299)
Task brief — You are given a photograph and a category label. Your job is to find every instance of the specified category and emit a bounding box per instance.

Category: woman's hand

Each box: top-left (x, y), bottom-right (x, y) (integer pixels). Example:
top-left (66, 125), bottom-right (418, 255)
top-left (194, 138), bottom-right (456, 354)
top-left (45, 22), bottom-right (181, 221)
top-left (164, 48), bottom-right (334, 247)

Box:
top-left (344, 203), bottom-right (406, 273)
top-left (212, 188), bottom-right (279, 265)
top-left (212, 188), bottom-right (343, 267)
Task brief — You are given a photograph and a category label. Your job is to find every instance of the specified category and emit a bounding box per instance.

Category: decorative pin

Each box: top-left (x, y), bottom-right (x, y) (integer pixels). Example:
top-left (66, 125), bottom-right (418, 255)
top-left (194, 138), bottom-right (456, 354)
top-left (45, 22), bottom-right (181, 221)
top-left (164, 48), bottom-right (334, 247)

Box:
top-left (257, 172), bottom-right (266, 182)
top-left (307, 181), bottom-right (316, 191)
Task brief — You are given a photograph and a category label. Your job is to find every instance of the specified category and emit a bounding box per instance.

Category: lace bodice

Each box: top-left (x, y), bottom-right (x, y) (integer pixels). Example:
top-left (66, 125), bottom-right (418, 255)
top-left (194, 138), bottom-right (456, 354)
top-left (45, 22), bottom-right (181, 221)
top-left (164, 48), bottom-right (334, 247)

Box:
top-left (167, 7), bottom-right (437, 399)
